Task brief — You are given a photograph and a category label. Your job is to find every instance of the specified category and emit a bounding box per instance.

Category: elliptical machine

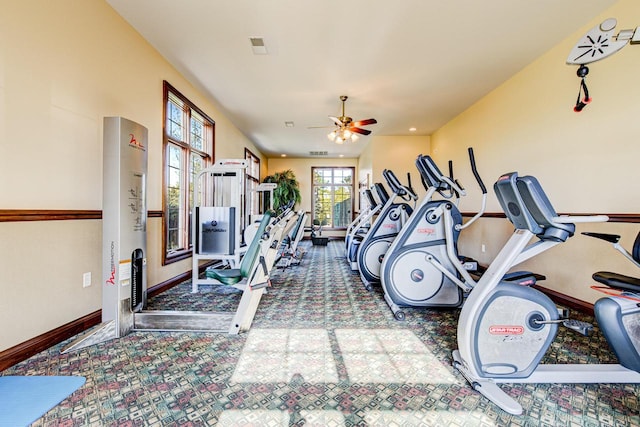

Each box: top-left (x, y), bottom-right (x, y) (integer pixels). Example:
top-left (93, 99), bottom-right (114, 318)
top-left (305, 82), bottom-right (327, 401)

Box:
top-left (345, 187), bottom-right (381, 260)
top-left (380, 148), bottom-right (487, 320)
top-left (357, 170), bottom-right (417, 291)
top-left (452, 172), bottom-right (640, 415)
top-left (346, 183), bottom-right (389, 271)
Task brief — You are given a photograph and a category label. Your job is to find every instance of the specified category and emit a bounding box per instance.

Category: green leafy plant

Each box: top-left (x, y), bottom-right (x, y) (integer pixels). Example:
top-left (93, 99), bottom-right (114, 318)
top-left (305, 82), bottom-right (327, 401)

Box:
top-left (263, 169), bottom-right (301, 212)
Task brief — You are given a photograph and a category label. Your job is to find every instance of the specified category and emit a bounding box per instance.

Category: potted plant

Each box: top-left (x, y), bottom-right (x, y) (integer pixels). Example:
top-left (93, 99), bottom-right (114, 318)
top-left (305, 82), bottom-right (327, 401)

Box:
top-left (263, 169), bottom-right (301, 212)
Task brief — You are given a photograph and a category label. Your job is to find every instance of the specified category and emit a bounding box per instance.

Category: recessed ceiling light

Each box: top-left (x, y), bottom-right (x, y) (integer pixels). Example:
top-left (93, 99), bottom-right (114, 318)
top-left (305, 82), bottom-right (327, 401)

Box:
top-left (339, 154), bottom-right (344, 158)
top-left (409, 127), bottom-right (417, 132)
top-left (281, 154), bottom-right (287, 157)
top-left (284, 121), bottom-right (294, 128)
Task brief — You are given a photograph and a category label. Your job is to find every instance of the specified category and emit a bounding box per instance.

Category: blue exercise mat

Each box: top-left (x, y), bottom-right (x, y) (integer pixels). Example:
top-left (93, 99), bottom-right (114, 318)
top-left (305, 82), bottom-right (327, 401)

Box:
top-left (0, 376), bottom-right (85, 427)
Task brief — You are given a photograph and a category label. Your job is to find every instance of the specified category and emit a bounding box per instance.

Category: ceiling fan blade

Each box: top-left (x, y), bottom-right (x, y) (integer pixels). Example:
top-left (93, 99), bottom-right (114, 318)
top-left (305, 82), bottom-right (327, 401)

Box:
top-left (307, 125), bottom-right (334, 129)
top-left (329, 116), bottom-right (344, 126)
top-left (348, 126), bottom-right (372, 136)
top-left (352, 118), bottom-right (377, 127)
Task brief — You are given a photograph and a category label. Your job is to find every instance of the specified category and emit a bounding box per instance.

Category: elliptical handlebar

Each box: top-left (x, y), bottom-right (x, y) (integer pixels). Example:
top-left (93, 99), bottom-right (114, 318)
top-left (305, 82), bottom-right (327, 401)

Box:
top-left (415, 156), bottom-right (446, 195)
top-left (468, 147), bottom-right (487, 195)
top-left (416, 155), bottom-right (465, 198)
top-left (382, 169), bottom-right (402, 193)
top-left (382, 169), bottom-right (418, 201)
top-left (457, 147), bottom-right (487, 230)
top-left (374, 183), bottom-right (390, 205)
top-left (364, 189), bottom-right (377, 209)
top-left (448, 161), bottom-right (462, 199)
top-left (414, 148), bottom-right (487, 231)
top-left (405, 172), bottom-right (419, 201)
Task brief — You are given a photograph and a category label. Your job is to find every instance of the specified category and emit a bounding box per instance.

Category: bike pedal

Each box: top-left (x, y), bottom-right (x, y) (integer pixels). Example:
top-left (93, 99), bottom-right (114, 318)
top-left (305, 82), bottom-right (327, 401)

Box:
top-left (562, 319), bottom-right (593, 336)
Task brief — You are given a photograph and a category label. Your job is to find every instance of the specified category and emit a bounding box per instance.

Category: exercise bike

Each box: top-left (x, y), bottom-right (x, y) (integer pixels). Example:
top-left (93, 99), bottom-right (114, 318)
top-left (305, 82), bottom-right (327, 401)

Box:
top-left (380, 148), bottom-right (488, 319)
top-left (357, 170), bottom-right (417, 290)
top-left (452, 171), bottom-right (640, 415)
top-left (582, 229), bottom-right (640, 373)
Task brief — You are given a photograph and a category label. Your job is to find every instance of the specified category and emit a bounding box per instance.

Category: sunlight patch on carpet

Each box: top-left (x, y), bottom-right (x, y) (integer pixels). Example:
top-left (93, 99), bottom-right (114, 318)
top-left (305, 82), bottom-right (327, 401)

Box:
top-left (231, 329), bottom-right (339, 383)
top-left (335, 329), bottom-right (457, 384)
top-left (217, 409), bottom-right (289, 426)
top-left (364, 410), bottom-right (498, 426)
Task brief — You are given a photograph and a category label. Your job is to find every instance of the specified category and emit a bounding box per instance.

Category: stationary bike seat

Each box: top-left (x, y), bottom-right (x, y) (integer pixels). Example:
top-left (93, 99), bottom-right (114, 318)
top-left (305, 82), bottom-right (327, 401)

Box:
top-left (502, 271), bottom-right (541, 286)
top-left (593, 271), bottom-right (640, 293)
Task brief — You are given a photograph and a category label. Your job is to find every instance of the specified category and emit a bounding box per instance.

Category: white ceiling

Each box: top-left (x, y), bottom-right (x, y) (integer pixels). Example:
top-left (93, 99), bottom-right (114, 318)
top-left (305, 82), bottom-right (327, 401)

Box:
top-left (106, 0), bottom-right (616, 158)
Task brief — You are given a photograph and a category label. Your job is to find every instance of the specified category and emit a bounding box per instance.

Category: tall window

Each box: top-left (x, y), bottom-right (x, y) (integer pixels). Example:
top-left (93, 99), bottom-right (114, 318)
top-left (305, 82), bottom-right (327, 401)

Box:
top-left (244, 148), bottom-right (261, 228)
top-left (312, 167), bottom-right (354, 229)
top-left (163, 81), bottom-right (214, 264)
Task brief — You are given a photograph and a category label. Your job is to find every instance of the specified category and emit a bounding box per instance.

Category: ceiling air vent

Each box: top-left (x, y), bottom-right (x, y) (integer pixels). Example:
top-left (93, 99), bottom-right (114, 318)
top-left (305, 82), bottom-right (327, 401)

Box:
top-left (249, 37), bottom-right (267, 55)
top-left (309, 151), bottom-right (328, 156)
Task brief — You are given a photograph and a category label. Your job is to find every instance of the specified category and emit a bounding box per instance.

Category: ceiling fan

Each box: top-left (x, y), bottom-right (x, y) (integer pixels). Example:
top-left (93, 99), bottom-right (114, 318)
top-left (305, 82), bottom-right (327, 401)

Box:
top-left (311, 95), bottom-right (377, 144)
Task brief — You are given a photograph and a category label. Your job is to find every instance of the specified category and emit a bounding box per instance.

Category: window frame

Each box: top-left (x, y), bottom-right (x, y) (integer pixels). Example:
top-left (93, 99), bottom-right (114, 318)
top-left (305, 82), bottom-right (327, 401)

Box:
top-left (162, 81), bottom-right (215, 265)
top-left (244, 148), bottom-right (261, 229)
top-left (311, 166), bottom-right (355, 230)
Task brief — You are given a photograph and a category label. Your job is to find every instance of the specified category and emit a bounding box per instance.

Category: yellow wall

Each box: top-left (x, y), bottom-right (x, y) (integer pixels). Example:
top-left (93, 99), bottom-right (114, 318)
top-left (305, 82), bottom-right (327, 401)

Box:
top-left (357, 140), bottom-right (374, 190)
top-left (367, 136), bottom-right (431, 199)
top-left (432, 0), bottom-right (640, 303)
top-left (0, 1), bottom-right (263, 351)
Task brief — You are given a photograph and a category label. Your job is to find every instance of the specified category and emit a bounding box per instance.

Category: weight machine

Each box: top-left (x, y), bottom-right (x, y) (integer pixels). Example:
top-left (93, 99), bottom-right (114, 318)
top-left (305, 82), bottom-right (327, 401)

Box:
top-left (191, 159), bottom-right (248, 293)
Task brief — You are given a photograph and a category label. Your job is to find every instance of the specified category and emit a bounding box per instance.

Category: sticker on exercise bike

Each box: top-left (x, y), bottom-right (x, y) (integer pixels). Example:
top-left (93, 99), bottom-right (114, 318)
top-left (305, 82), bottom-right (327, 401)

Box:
top-left (489, 325), bottom-right (524, 335)
top-left (416, 227), bottom-right (436, 235)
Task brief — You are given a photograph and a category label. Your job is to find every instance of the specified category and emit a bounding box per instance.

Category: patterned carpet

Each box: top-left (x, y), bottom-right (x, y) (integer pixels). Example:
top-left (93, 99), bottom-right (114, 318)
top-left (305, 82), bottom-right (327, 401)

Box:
top-left (3, 241), bottom-right (640, 426)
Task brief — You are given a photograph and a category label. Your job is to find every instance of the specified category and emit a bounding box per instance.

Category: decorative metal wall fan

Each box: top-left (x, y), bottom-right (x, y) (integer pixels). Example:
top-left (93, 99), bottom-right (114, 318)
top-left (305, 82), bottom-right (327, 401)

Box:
top-left (310, 95), bottom-right (377, 144)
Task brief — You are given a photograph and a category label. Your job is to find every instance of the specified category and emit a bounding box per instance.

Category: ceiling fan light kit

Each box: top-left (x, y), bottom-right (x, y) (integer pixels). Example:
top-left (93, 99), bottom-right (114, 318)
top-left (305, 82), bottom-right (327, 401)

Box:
top-left (328, 128), bottom-right (358, 144)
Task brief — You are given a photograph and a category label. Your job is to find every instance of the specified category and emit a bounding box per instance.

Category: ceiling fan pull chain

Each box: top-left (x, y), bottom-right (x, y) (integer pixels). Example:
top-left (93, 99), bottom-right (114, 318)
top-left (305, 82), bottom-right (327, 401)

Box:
top-left (573, 65), bottom-right (591, 112)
